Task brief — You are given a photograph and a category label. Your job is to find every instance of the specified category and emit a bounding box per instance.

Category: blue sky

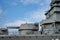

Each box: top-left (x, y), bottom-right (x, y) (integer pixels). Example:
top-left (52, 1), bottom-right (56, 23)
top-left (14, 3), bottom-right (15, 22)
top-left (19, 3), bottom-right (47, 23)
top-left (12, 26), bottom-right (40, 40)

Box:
top-left (0, 0), bottom-right (51, 27)
top-left (0, 0), bottom-right (51, 35)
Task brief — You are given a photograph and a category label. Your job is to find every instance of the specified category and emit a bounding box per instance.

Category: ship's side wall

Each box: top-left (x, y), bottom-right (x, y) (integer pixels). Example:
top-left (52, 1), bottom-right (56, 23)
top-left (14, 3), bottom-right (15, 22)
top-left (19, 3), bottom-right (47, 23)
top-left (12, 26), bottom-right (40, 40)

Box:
top-left (0, 35), bottom-right (60, 40)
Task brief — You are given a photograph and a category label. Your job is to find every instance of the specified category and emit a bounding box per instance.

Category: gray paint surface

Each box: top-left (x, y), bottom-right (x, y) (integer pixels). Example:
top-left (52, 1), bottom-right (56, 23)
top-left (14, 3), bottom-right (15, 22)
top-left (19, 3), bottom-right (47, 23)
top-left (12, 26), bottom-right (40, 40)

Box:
top-left (0, 35), bottom-right (60, 40)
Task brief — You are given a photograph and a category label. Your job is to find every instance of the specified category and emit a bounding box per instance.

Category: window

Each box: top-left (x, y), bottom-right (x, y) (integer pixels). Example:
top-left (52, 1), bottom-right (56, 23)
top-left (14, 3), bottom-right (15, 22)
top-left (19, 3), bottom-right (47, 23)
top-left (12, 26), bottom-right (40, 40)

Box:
top-left (55, 32), bottom-right (59, 34)
top-left (52, 39), bottom-right (54, 40)
top-left (58, 29), bottom-right (60, 31)
top-left (55, 39), bottom-right (59, 40)
top-left (34, 23), bottom-right (38, 26)
top-left (52, 39), bottom-right (59, 40)
top-left (53, 1), bottom-right (60, 4)
top-left (2, 30), bottom-right (7, 32)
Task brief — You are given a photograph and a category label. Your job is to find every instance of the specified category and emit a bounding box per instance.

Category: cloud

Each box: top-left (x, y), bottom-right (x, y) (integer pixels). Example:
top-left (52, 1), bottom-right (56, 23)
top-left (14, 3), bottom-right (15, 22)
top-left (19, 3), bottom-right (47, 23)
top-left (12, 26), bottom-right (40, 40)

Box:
top-left (11, 2), bottom-right (18, 6)
top-left (4, 0), bottom-right (18, 6)
top-left (23, 5), bottom-right (50, 22)
top-left (19, 0), bottom-right (51, 5)
top-left (45, 0), bottom-right (51, 3)
top-left (20, 0), bottom-right (41, 5)
top-left (0, 9), bottom-right (3, 14)
top-left (4, 0), bottom-right (50, 6)
top-left (31, 10), bottom-right (45, 19)
top-left (3, 0), bottom-right (50, 27)
top-left (4, 20), bottom-right (33, 27)
top-left (29, 7), bottom-right (48, 20)
top-left (0, 8), bottom-right (3, 14)
top-left (4, 20), bottom-right (26, 27)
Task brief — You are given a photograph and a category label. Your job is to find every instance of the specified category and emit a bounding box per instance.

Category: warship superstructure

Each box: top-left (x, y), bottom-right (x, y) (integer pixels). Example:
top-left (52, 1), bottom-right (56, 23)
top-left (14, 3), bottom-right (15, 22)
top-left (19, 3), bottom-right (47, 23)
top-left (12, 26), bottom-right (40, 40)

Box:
top-left (40, 0), bottom-right (60, 35)
top-left (0, 0), bottom-right (60, 40)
